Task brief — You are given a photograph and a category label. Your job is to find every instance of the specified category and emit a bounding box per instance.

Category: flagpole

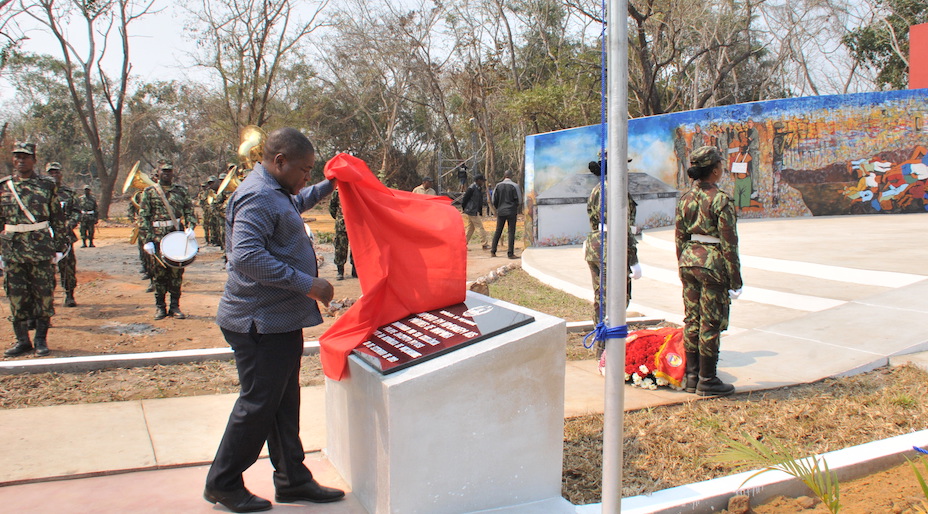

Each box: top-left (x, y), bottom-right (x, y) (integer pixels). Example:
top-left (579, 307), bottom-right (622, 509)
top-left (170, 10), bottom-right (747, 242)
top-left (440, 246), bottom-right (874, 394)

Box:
top-left (602, 0), bottom-right (628, 509)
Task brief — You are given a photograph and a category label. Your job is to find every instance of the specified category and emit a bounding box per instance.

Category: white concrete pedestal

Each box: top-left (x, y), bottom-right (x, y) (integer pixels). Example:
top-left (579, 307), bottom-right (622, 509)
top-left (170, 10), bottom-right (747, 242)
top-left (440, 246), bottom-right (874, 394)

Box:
top-left (325, 292), bottom-right (573, 513)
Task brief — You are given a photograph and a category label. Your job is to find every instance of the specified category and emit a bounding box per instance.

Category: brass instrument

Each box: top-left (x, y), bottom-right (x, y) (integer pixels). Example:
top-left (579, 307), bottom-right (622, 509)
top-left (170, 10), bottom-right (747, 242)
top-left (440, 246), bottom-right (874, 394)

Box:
top-left (211, 167), bottom-right (241, 204)
top-left (121, 161), bottom-right (154, 194)
top-left (238, 125), bottom-right (267, 170)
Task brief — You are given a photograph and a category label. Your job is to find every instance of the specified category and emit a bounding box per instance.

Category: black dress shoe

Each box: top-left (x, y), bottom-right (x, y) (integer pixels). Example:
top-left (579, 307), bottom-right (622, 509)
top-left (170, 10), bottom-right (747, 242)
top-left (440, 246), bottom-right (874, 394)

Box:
top-left (276, 479), bottom-right (346, 504)
top-left (203, 487), bottom-right (271, 513)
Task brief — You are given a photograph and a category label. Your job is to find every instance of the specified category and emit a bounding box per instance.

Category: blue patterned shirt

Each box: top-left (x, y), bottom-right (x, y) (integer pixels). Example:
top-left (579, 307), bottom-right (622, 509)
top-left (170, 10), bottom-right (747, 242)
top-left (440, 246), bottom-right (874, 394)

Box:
top-left (216, 163), bottom-right (334, 334)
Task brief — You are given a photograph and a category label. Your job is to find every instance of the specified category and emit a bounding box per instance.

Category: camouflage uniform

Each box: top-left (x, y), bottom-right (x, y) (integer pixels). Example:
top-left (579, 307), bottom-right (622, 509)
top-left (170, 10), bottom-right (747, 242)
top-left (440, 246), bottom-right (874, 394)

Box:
top-left (584, 181), bottom-right (639, 357)
top-left (138, 161), bottom-right (196, 319)
top-left (196, 187), bottom-right (214, 245)
top-left (129, 191), bottom-right (155, 284)
top-left (55, 179), bottom-right (81, 306)
top-left (2, 142), bottom-right (70, 357)
top-left (212, 191), bottom-right (229, 250)
top-left (329, 189), bottom-right (354, 279)
top-left (674, 181), bottom-right (742, 357)
top-left (674, 145), bottom-right (742, 397)
top-left (78, 189), bottom-right (98, 246)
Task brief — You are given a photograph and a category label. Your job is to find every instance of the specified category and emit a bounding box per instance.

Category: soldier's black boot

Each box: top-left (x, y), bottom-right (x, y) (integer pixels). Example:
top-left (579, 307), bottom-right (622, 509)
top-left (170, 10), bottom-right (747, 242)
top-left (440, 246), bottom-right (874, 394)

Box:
top-left (81, 239), bottom-right (87, 248)
top-left (33, 318), bottom-right (50, 357)
top-left (351, 266), bottom-right (358, 278)
top-left (4, 321), bottom-right (33, 357)
top-left (64, 290), bottom-right (77, 307)
top-left (696, 355), bottom-right (735, 397)
top-left (336, 266), bottom-right (345, 281)
top-left (154, 294), bottom-right (168, 320)
top-left (168, 294), bottom-right (186, 319)
top-left (89, 240), bottom-right (95, 247)
top-left (685, 351), bottom-right (700, 393)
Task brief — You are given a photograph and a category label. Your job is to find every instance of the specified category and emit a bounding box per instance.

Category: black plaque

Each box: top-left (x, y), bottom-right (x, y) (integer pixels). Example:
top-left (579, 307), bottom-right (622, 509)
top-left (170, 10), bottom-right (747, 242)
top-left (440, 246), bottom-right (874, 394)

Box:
top-left (352, 297), bottom-right (535, 374)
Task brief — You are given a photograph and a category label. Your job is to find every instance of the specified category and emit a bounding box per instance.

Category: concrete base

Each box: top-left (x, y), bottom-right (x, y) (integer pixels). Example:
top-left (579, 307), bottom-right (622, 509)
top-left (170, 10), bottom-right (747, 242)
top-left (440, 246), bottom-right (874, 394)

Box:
top-left (326, 292), bottom-right (570, 514)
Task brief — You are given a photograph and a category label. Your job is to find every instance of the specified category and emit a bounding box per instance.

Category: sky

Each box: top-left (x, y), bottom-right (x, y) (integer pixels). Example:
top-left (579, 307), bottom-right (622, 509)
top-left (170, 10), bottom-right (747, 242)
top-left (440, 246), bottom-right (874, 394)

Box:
top-left (0, 3), bottom-right (204, 104)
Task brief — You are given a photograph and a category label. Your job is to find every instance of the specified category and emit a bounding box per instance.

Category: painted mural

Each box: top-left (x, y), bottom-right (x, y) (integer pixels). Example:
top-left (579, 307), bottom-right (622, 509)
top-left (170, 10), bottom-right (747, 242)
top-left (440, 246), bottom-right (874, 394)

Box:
top-left (524, 88), bottom-right (928, 247)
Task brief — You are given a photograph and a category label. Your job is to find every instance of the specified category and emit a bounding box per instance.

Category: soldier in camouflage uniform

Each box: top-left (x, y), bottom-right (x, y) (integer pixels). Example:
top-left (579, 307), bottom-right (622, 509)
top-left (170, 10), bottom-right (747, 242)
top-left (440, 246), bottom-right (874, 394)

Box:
top-left (46, 162), bottom-right (81, 307)
top-left (129, 188), bottom-right (155, 292)
top-left (2, 142), bottom-right (70, 357)
top-left (328, 188), bottom-right (355, 280)
top-left (211, 172), bottom-right (230, 251)
top-left (196, 176), bottom-right (217, 245)
top-left (584, 159), bottom-right (640, 359)
top-left (78, 185), bottom-right (98, 247)
top-left (139, 159), bottom-right (197, 320)
top-left (674, 146), bottom-right (742, 397)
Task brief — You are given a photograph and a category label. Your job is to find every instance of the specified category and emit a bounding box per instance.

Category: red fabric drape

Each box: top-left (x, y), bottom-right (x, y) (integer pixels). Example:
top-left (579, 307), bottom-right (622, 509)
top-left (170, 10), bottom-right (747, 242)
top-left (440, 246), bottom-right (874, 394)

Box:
top-left (320, 154), bottom-right (467, 380)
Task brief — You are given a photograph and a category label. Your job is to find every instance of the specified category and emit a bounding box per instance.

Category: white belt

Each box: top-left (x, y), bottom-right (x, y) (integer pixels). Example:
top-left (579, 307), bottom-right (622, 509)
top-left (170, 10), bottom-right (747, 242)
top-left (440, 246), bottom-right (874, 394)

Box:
top-left (153, 219), bottom-right (179, 228)
top-left (81, 210), bottom-right (95, 215)
top-left (690, 234), bottom-right (721, 244)
top-left (5, 221), bottom-right (50, 233)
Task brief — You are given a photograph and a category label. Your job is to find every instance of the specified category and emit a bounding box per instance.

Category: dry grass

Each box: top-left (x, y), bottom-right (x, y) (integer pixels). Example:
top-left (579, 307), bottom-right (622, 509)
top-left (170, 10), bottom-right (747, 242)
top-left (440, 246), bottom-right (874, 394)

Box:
top-left (489, 268), bottom-right (593, 322)
top-left (0, 355), bottom-right (325, 409)
top-left (562, 363), bottom-right (928, 505)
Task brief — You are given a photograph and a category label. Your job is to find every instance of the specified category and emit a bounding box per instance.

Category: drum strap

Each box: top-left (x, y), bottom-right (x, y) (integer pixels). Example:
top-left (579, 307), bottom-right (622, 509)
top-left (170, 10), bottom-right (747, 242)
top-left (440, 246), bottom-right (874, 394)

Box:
top-left (153, 184), bottom-right (181, 231)
top-left (6, 180), bottom-right (54, 238)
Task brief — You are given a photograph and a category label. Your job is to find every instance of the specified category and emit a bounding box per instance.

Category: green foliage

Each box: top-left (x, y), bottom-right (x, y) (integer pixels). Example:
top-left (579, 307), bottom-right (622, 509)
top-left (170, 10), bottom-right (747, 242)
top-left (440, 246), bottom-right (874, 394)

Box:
top-left (714, 431), bottom-right (841, 513)
top-left (843, 0), bottom-right (928, 90)
top-left (907, 451), bottom-right (928, 512)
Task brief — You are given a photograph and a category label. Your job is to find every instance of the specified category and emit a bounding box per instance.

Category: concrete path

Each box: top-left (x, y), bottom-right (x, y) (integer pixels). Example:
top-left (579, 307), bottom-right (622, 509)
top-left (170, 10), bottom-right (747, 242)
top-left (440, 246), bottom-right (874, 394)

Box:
top-left (2, 213), bottom-right (928, 512)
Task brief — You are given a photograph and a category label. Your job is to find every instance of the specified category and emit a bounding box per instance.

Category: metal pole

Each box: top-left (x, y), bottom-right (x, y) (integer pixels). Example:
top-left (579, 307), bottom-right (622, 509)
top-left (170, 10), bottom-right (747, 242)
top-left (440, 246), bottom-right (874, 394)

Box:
top-left (602, 0), bottom-right (628, 510)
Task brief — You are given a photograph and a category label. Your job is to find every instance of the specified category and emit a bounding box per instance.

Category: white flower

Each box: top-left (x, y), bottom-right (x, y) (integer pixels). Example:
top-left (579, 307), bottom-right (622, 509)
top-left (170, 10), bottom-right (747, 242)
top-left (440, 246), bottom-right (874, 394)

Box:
top-left (631, 373), bottom-right (642, 383)
top-left (656, 377), bottom-right (669, 387)
top-left (642, 378), bottom-right (654, 388)
top-left (624, 373), bottom-right (631, 381)
top-left (639, 364), bottom-right (649, 375)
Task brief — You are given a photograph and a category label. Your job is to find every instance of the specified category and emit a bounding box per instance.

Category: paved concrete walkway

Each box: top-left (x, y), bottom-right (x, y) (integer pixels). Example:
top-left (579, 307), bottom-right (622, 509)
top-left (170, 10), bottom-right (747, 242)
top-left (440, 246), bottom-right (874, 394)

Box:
top-left (2, 213), bottom-right (928, 512)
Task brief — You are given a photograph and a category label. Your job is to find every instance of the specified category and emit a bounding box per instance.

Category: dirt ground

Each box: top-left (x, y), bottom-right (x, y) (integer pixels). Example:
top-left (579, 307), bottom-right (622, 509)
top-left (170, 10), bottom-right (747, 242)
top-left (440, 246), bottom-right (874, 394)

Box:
top-left (0, 199), bottom-right (519, 359)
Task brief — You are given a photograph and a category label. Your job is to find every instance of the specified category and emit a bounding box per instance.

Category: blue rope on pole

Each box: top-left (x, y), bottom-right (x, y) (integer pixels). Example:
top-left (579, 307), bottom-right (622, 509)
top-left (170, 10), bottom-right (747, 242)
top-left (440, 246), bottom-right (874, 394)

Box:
top-left (583, 322), bottom-right (629, 349)
top-left (916, 446), bottom-right (928, 455)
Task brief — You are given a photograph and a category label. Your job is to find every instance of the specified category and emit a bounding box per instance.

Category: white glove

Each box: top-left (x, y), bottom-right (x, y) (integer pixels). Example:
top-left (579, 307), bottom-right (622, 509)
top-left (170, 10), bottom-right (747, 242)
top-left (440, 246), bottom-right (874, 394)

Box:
top-left (728, 288), bottom-right (743, 300)
top-left (0, 256), bottom-right (5, 269)
top-left (184, 227), bottom-right (196, 240)
top-left (629, 263), bottom-right (642, 280)
top-left (52, 252), bottom-right (64, 264)
top-left (144, 242), bottom-right (156, 255)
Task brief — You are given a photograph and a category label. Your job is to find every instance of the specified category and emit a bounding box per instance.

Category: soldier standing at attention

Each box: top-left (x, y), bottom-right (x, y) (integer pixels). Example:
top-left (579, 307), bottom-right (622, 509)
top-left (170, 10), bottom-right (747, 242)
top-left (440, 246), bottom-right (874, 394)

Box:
top-left (675, 146), bottom-right (742, 397)
top-left (328, 188), bottom-right (355, 280)
top-left (197, 176), bottom-right (217, 245)
top-left (584, 159), bottom-right (640, 359)
top-left (2, 142), bottom-right (69, 357)
top-left (78, 185), bottom-right (98, 247)
top-left (46, 162), bottom-right (81, 307)
top-left (139, 159), bottom-right (197, 320)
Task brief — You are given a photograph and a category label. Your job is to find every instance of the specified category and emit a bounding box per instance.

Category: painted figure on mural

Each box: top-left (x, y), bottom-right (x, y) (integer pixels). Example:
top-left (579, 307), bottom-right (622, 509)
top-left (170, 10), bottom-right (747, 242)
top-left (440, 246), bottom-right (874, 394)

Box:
top-left (673, 127), bottom-right (689, 188)
top-left (771, 121), bottom-right (795, 207)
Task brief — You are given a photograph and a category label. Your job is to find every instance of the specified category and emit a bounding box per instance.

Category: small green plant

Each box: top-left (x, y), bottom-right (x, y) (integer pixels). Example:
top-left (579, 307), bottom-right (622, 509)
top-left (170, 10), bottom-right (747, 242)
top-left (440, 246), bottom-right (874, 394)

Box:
top-left (891, 394), bottom-right (917, 408)
top-left (907, 447), bottom-right (928, 513)
top-left (314, 231), bottom-right (334, 244)
top-left (713, 431), bottom-right (841, 513)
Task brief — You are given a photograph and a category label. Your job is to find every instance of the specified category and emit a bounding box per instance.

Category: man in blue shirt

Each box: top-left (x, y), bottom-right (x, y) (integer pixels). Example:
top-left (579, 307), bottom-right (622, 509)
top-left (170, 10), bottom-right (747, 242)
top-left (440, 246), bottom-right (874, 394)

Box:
top-left (205, 128), bottom-right (344, 512)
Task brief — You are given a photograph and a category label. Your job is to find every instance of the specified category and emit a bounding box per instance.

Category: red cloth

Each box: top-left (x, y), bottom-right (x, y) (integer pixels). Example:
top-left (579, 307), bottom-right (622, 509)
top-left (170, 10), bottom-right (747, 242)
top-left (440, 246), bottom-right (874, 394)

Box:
top-left (320, 154), bottom-right (467, 380)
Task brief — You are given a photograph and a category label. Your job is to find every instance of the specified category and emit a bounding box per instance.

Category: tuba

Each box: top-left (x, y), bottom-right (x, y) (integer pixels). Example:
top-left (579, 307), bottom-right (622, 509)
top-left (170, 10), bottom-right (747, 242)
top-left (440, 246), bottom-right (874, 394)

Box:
top-left (122, 161), bottom-right (155, 194)
top-left (238, 125), bottom-right (266, 170)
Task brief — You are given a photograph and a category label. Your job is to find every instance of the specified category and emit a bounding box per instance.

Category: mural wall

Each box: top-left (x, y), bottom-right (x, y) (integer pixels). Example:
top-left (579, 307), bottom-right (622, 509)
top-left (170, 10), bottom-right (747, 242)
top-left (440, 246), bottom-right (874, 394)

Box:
top-left (524, 88), bottom-right (928, 247)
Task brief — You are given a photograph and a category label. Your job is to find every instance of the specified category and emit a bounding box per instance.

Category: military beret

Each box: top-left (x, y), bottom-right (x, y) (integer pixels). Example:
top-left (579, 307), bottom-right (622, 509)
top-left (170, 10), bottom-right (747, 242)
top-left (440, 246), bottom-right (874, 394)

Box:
top-left (157, 158), bottom-right (174, 171)
top-left (83, 184), bottom-right (92, 190)
top-left (45, 162), bottom-right (62, 172)
top-left (690, 146), bottom-right (722, 168)
top-left (13, 141), bottom-right (35, 155)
